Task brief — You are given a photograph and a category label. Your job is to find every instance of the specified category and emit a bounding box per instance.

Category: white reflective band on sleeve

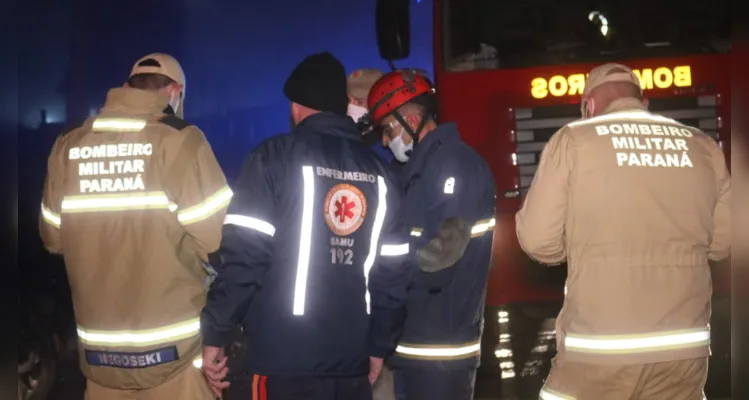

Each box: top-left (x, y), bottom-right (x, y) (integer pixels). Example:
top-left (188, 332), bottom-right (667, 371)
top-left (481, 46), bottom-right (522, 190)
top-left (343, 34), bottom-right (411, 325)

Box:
top-left (539, 388), bottom-right (575, 400)
top-left (363, 176), bottom-right (388, 314)
top-left (380, 243), bottom-right (409, 256)
top-left (564, 328), bottom-right (710, 353)
top-left (224, 214), bottom-right (275, 236)
top-left (92, 118), bottom-right (147, 132)
top-left (77, 317), bottom-right (200, 347)
top-left (471, 218), bottom-right (496, 237)
top-left (292, 166), bottom-right (315, 316)
top-left (410, 228), bottom-right (422, 237)
top-left (177, 186), bottom-right (233, 225)
top-left (395, 341), bottom-right (481, 358)
top-left (61, 191), bottom-right (171, 213)
top-left (443, 177), bottom-right (455, 194)
top-left (41, 203), bottom-right (61, 227)
top-left (567, 111), bottom-right (680, 128)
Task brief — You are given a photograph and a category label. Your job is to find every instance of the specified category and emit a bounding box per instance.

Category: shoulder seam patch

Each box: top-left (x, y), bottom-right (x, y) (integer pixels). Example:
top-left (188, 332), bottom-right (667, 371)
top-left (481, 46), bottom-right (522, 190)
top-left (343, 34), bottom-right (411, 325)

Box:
top-left (158, 115), bottom-right (192, 131)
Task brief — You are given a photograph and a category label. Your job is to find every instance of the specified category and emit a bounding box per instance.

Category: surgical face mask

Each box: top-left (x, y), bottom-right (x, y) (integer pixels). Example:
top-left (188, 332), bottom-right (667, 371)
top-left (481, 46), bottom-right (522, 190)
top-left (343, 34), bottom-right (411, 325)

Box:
top-left (580, 99), bottom-right (592, 119)
top-left (387, 124), bottom-right (413, 163)
top-left (347, 103), bottom-right (368, 124)
top-left (168, 90), bottom-right (181, 115)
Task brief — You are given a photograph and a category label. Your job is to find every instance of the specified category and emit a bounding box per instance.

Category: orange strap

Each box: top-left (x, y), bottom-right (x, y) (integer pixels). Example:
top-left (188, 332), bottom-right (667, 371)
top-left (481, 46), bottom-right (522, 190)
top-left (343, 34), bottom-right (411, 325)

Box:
top-left (252, 374), bottom-right (267, 400)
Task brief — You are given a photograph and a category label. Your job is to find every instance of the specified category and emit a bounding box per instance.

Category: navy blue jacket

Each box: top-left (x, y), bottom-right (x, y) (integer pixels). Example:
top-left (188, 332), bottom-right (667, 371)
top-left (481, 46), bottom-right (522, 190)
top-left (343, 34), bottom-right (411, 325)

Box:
top-left (201, 113), bottom-right (412, 377)
top-left (389, 123), bottom-right (496, 370)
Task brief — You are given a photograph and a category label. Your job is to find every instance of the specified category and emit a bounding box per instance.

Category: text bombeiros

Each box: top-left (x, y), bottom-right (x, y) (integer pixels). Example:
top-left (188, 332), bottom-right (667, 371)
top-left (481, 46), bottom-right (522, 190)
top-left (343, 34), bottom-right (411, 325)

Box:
top-left (68, 143), bottom-right (152, 193)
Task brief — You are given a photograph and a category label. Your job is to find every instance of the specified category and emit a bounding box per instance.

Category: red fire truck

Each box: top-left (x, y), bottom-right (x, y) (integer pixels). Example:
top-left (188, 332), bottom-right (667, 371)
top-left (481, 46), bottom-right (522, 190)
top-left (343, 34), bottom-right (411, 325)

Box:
top-left (376, 0), bottom-right (731, 397)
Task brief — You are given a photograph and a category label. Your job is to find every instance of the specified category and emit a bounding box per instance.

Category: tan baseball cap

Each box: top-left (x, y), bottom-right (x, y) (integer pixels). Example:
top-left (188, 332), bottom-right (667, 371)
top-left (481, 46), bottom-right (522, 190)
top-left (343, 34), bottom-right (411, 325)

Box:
top-left (583, 63), bottom-right (642, 96)
top-left (347, 68), bottom-right (385, 101)
top-left (130, 53), bottom-right (186, 117)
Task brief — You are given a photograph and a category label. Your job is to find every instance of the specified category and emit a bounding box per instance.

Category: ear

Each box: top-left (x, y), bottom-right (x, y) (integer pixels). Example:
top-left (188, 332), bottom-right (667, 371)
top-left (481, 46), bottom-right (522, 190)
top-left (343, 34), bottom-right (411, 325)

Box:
top-left (405, 114), bottom-right (421, 127)
top-left (290, 102), bottom-right (300, 119)
top-left (170, 83), bottom-right (184, 96)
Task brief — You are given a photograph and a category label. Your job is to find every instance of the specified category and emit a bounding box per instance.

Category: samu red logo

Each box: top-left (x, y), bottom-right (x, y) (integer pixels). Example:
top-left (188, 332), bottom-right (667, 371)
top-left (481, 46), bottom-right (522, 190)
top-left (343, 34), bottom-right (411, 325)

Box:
top-left (323, 184), bottom-right (367, 236)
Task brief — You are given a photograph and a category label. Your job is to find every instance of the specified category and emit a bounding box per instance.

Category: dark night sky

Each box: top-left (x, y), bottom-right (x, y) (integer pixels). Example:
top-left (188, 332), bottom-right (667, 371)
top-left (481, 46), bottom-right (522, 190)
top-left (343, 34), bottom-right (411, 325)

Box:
top-left (13, 0), bottom-right (434, 128)
top-left (16, 0), bottom-right (73, 127)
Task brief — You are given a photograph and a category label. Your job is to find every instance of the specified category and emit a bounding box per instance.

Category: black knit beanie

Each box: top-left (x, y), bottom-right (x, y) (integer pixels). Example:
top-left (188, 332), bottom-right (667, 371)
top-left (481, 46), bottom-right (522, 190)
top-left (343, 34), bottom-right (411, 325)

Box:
top-left (283, 52), bottom-right (349, 116)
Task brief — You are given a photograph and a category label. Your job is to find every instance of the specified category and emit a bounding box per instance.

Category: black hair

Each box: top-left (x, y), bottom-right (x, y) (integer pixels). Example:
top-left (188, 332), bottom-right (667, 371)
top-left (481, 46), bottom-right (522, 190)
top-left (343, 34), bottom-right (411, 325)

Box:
top-left (127, 73), bottom-right (176, 91)
top-left (400, 94), bottom-right (438, 122)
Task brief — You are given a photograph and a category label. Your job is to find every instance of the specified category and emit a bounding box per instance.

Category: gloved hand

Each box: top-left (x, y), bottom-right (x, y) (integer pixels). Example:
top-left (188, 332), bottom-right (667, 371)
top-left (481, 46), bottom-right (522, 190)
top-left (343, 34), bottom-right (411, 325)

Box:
top-left (202, 263), bottom-right (218, 290)
top-left (417, 216), bottom-right (472, 273)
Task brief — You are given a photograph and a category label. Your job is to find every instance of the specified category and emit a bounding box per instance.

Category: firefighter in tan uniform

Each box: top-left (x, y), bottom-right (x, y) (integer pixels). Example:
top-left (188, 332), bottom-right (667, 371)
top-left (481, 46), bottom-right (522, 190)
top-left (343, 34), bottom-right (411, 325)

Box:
top-left (516, 63), bottom-right (731, 400)
top-left (39, 53), bottom-right (231, 399)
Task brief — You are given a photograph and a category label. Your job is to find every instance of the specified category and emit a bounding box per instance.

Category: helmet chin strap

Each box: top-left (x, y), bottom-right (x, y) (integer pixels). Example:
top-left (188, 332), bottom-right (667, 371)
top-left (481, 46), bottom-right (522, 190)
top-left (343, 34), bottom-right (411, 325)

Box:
top-left (393, 111), bottom-right (428, 152)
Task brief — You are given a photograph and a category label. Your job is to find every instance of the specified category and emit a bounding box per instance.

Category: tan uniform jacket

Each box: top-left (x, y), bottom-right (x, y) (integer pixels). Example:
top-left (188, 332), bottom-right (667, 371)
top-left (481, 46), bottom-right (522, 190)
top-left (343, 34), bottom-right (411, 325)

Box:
top-left (733, 138), bottom-right (748, 264)
top-left (516, 98), bottom-right (730, 365)
top-left (39, 88), bottom-right (232, 389)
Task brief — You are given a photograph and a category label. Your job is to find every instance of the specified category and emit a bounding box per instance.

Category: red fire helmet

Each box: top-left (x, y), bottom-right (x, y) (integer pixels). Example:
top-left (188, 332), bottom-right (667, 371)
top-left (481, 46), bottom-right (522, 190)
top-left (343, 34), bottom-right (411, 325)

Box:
top-left (367, 69), bottom-right (434, 125)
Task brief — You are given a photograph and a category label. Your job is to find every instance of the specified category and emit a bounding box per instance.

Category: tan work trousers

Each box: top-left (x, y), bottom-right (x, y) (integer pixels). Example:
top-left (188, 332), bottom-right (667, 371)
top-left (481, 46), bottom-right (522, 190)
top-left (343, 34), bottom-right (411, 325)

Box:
top-left (84, 364), bottom-right (215, 400)
top-left (372, 364), bottom-right (396, 400)
top-left (540, 356), bottom-right (708, 400)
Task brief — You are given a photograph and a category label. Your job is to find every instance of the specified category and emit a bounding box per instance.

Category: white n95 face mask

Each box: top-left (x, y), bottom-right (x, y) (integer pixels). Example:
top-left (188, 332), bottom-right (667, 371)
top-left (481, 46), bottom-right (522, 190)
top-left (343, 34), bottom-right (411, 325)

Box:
top-left (347, 103), bottom-right (368, 123)
top-left (388, 128), bottom-right (413, 163)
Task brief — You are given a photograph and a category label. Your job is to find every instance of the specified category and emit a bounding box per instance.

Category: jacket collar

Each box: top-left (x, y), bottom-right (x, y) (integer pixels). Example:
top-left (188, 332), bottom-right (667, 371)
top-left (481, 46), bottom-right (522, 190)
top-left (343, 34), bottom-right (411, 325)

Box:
top-left (99, 87), bottom-right (170, 117)
top-left (600, 98), bottom-right (648, 115)
top-left (403, 122), bottom-right (460, 181)
top-left (295, 112), bottom-right (362, 140)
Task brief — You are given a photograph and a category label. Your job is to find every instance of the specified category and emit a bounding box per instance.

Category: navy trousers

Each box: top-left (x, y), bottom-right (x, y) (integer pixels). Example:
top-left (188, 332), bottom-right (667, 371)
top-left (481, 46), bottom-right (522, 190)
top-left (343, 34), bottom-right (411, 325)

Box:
top-left (228, 373), bottom-right (373, 400)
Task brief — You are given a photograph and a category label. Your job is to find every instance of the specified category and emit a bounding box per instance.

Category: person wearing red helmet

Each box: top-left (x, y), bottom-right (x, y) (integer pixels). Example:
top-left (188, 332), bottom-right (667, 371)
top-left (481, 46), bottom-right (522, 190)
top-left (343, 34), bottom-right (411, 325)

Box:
top-left (367, 70), bottom-right (497, 400)
top-left (368, 70), bottom-right (435, 163)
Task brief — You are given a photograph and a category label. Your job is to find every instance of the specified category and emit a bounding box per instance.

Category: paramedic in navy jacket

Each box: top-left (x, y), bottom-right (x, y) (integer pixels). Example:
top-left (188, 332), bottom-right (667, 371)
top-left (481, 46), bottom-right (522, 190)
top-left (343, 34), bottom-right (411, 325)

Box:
top-left (367, 70), bottom-right (496, 400)
top-left (200, 53), bottom-right (412, 400)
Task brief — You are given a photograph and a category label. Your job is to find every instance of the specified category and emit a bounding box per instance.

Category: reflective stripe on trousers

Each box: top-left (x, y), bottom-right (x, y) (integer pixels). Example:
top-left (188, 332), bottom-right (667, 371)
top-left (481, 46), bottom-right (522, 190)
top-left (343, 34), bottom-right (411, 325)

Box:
top-left (540, 387), bottom-right (708, 400)
top-left (77, 317), bottom-right (200, 347)
top-left (539, 388), bottom-right (575, 400)
top-left (395, 340), bottom-right (481, 360)
top-left (564, 327), bottom-right (710, 354)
